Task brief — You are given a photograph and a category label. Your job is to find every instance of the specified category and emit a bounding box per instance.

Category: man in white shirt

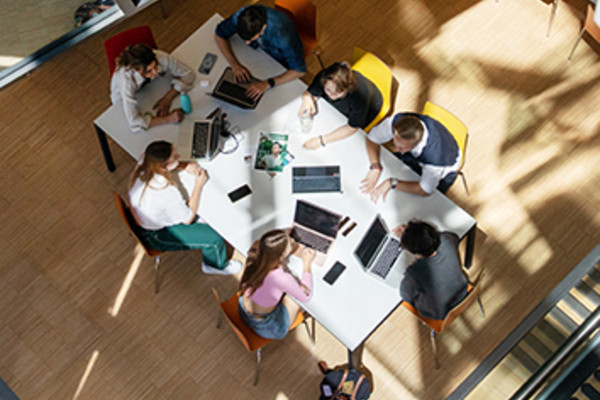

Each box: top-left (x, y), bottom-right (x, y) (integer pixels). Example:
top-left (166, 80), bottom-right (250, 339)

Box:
top-left (360, 113), bottom-right (461, 201)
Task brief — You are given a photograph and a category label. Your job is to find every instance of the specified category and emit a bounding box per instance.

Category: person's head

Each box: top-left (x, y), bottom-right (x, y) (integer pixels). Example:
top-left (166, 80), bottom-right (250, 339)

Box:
top-left (238, 6), bottom-right (268, 43)
top-left (320, 62), bottom-right (357, 101)
top-left (400, 220), bottom-right (440, 258)
top-left (129, 140), bottom-right (179, 189)
top-left (116, 44), bottom-right (159, 78)
top-left (392, 115), bottom-right (424, 153)
top-left (240, 229), bottom-right (293, 293)
top-left (270, 142), bottom-right (282, 156)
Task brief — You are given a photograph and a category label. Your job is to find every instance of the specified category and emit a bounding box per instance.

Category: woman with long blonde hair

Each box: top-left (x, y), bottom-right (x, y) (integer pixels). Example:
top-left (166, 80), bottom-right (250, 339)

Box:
top-left (128, 140), bottom-right (241, 275)
top-left (238, 229), bottom-right (316, 339)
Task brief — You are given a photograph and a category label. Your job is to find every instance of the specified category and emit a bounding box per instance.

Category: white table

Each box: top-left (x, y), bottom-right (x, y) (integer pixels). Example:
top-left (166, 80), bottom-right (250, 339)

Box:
top-left (94, 14), bottom-right (477, 363)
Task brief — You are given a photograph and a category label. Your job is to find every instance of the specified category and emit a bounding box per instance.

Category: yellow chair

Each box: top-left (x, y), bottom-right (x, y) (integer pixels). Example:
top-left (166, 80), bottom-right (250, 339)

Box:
top-left (422, 101), bottom-right (470, 195)
top-left (402, 278), bottom-right (485, 369)
top-left (568, 5), bottom-right (600, 61)
top-left (350, 47), bottom-right (393, 133)
top-left (211, 288), bottom-right (313, 386)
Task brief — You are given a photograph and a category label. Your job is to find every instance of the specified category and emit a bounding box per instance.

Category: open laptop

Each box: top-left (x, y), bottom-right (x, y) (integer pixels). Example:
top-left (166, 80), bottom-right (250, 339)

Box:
top-left (292, 166), bottom-right (341, 193)
top-left (211, 67), bottom-right (262, 109)
top-left (291, 200), bottom-right (342, 266)
top-left (354, 215), bottom-right (405, 288)
top-left (177, 108), bottom-right (223, 161)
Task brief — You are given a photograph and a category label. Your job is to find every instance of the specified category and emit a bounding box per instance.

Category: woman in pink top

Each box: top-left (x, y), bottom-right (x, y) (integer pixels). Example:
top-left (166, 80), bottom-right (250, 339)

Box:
top-left (238, 229), bottom-right (316, 339)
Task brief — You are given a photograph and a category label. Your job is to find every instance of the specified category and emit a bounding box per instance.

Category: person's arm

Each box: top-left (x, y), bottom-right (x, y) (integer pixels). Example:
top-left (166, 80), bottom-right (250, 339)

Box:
top-left (152, 51), bottom-right (196, 116)
top-left (298, 90), bottom-right (317, 117)
top-left (370, 177), bottom-right (428, 203)
top-left (359, 137), bottom-right (383, 193)
top-left (245, 69), bottom-right (305, 100)
top-left (400, 273), bottom-right (420, 303)
top-left (302, 124), bottom-right (358, 150)
top-left (183, 164), bottom-right (208, 224)
top-left (214, 33), bottom-right (251, 83)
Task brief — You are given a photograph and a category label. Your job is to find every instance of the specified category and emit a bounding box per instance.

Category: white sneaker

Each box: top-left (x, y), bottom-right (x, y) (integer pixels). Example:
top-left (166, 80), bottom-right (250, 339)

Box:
top-left (202, 259), bottom-right (242, 275)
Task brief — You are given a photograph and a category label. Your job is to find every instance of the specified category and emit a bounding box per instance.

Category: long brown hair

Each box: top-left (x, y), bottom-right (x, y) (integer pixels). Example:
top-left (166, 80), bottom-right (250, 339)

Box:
top-left (129, 140), bottom-right (175, 191)
top-left (239, 229), bottom-right (290, 295)
top-left (320, 62), bottom-right (358, 94)
top-left (116, 43), bottom-right (157, 72)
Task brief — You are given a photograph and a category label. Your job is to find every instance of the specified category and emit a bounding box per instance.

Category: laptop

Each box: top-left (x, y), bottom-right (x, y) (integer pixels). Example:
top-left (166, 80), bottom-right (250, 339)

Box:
top-left (177, 108), bottom-right (223, 161)
top-left (292, 166), bottom-right (341, 194)
top-left (211, 67), bottom-right (262, 109)
top-left (354, 215), bottom-right (405, 288)
top-left (290, 200), bottom-right (342, 266)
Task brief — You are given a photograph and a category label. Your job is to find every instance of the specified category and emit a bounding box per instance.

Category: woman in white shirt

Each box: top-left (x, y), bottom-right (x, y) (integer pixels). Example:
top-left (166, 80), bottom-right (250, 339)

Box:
top-left (128, 140), bottom-right (241, 275)
top-left (110, 44), bottom-right (195, 133)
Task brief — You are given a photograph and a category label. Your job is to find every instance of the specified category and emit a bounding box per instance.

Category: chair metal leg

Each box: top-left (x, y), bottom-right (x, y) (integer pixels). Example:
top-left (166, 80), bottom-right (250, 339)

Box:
top-left (430, 330), bottom-right (440, 369)
top-left (216, 311), bottom-right (223, 329)
top-left (477, 294), bottom-right (486, 318)
top-left (459, 171), bottom-right (470, 196)
top-left (253, 348), bottom-right (262, 386)
top-left (547, 0), bottom-right (559, 37)
top-left (568, 27), bottom-right (586, 61)
top-left (154, 256), bottom-right (160, 294)
top-left (312, 317), bottom-right (316, 343)
top-left (313, 50), bottom-right (325, 70)
top-left (158, 0), bottom-right (168, 19)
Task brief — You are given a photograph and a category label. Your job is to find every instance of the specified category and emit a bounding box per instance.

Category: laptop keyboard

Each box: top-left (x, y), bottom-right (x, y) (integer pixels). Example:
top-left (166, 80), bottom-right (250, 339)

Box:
top-left (191, 122), bottom-right (209, 158)
top-left (370, 237), bottom-right (402, 279)
top-left (291, 226), bottom-right (332, 253)
top-left (292, 177), bottom-right (341, 193)
top-left (219, 81), bottom-right (254, 105)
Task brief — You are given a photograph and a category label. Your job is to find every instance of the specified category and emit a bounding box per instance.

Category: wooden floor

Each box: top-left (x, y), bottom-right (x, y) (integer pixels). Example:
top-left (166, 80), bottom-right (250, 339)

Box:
top-left (1, 0), bottom-right (599, 399)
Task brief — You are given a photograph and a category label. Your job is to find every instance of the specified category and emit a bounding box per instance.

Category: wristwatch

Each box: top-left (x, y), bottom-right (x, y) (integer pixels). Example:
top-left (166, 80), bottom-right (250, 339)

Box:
top-left (267, 78), bottom-right (275, 88)
top-left (369, 162), bottom-right (383, 170)
top-left (389, 178), bottom-right (398, 190)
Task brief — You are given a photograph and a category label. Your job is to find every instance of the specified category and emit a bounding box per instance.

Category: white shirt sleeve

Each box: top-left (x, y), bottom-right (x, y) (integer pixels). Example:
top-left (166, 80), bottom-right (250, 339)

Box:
top-left (366, 116), bottom-right (394, 145)
top-left (155, 50), bottom-right (195, 94)
top-left (110, 68), bottom-right (152, 133)
top-left (419, 164), bottom-right (446, 194)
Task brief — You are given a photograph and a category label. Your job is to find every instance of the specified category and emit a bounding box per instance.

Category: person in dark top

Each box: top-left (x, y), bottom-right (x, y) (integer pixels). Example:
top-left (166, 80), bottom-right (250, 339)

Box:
top-left (298, 62), bottom-right (382, 150)
top-left (396, 220), bottom-right (468, 320)
top-left (215, 5), bottom-right (306, 101)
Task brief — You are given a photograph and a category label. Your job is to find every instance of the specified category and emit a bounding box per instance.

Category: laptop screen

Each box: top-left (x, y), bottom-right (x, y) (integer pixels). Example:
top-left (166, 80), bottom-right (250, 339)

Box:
top-left (355, 217), bottom-right (388, 268)
top-left (294, 200), bottom-right (341, 238)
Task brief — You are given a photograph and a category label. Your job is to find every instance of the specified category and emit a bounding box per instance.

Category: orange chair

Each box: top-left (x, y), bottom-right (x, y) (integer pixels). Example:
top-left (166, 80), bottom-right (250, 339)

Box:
top-left (402, 279), bottom-right (484, 369)
top-left (212, 288), bottom-right (312, 385)
top-left (275, 0), bottom-right (324, 68)
top-left (104, 25), bottom-right (157, 76)
top-left (114, 192), bottom-right (164, 293)
top-left (568, 5), bottom-right (600, 61)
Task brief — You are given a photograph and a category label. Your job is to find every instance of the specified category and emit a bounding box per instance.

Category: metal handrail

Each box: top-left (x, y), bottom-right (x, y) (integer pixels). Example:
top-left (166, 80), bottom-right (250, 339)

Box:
top-left (509, 306), bottom-right (600, 400)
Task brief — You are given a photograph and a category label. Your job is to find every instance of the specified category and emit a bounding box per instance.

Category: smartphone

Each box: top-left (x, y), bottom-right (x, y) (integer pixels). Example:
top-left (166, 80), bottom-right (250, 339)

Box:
top-left (323, 262), bottom-right (346, 285)
top-left (228, 184), bottom-right (252, 203)
top-left (198, 53), bottom-right (217, 75)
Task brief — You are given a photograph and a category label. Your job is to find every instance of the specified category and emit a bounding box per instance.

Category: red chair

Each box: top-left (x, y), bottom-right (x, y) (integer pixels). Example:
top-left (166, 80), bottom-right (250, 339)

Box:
top-left (275, 0), bottom-right (324, 69)
top-left (104, 25), bottom-right (157, 76)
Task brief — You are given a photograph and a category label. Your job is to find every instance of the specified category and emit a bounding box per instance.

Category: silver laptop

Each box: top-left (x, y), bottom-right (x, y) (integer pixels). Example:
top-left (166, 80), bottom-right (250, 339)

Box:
top-left (211, 67), bottom-right (262, 109)
top-left (354, 215), bottom-right (405, 288)
top-left (291, 200), bottom-right (342, 266)
top-left (177, 108), bottom-right (223, 161)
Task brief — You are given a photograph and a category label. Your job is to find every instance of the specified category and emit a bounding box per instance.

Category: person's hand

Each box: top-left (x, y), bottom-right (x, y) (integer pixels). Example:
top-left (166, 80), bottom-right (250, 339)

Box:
top-left (167, 109), bottom-right (184, 124)
top-left (301, 247), bottom-right (316, 265)
top-left (370, 178), bottom-right (392, 204)
top-left (298, 95), bottom-right (316, 117)
top-left (392, 224), bottom-right (406, 237)
top-left (153, 95), bottom-right (174, 117)
top-left (185, 162), bottom-right (201, 175)
top-left (302, 137), bottom-right (321, 150)
top-left (360, 169), bottom-right (382, 194)
top-left (231, 63), bottom-right (251, 83)
top-left (196, 168), bottom-right (209, 185)
top-left (245, 81), bottom-right (269, 100)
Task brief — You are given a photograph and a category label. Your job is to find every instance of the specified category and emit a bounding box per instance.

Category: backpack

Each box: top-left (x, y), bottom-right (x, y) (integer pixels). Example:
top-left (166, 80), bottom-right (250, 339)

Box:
top-left (318, 361), bottom-right (371, 400)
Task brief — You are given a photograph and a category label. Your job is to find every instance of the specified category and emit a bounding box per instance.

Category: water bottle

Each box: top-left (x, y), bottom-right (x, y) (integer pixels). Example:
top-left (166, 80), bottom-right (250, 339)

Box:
top-left (180, 93), bottom-right (192, 114)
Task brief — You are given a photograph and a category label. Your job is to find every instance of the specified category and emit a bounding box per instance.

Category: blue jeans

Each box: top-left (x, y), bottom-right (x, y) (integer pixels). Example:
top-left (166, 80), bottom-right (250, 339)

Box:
top-left (238, 297), bottom-right (291, 340)
top-left (138, 222), bottom-right (227, 269)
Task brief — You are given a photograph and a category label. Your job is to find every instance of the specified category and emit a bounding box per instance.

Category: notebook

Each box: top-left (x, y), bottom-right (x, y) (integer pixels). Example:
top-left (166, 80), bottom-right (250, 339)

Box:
top-left (211, 67), bottom-right (262, 109)
top-left (292, 166), bottom-right (341, 193)
top-left (177, 108), bottom-right (223, 161)
top-left (291, 200), bottom-right (342, 266)
top-left (354, 215), bottom-right (405, 288)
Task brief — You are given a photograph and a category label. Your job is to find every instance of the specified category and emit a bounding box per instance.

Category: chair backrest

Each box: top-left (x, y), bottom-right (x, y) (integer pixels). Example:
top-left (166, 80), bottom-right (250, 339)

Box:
top-left (104, 25), bottom-right (157, 76)
top-left (585, 4), bottom-right (600, 42)
top-left (211, 288), bottom-right (272, 352)
top-left (351, 48), bottom-right (393, 132)
top-left (113, 191), bottom-right (161, 257)
top-left (439, 283), bottom-right (480, 332)
top-left (274, 0), bottom-right (317, 58)
top-left (422, 101), bottom-right (468, 170)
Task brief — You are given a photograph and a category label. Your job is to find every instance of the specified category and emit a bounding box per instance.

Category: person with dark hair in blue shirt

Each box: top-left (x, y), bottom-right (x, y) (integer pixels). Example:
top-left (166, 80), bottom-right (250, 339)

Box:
top-left (215, 5), bottom-right (306, 101)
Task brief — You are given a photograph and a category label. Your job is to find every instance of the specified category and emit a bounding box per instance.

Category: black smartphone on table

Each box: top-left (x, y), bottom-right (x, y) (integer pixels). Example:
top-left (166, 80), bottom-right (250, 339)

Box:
top-left (228, 184), bottom-right (252, 202)
top-left (323, 261), bottom-right (346, 285)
